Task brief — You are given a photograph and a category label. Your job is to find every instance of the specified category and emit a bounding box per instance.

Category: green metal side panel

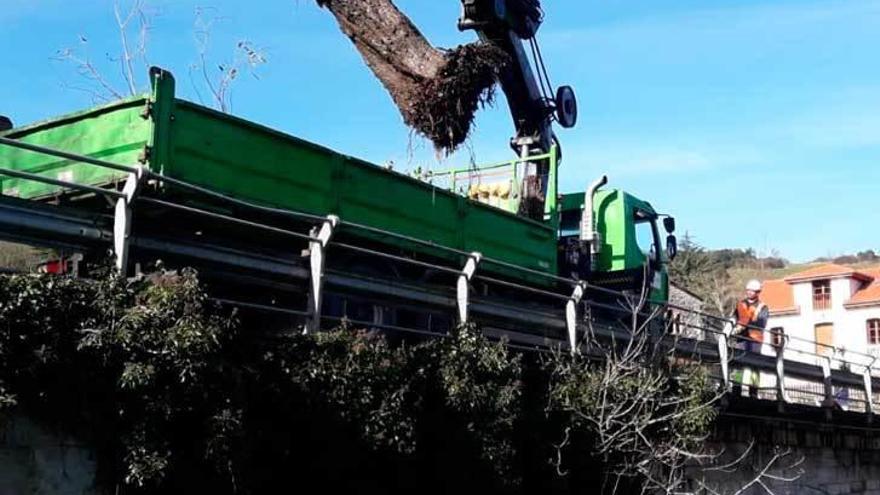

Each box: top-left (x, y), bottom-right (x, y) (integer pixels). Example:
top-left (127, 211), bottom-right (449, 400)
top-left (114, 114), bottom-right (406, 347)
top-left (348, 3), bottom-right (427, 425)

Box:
top-left (0, 68), bottom-right (558, 280)
top-left (0, 98), bottom-right (151, 198)
top-left (162, 100), bottom-right (557, 275)
top-left (594, 189), bottom-right (664, 272)
top-left (594, 190), bottom-right (635, 272)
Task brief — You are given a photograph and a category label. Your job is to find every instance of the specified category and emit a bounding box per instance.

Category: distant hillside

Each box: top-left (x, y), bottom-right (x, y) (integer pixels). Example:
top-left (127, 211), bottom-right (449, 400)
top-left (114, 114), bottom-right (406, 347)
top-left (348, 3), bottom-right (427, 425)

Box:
top-left (728, 250), bottom-right (878, 283)
top-left (670, 238), bottom-right (878, 315)
top-left (810, 250), bottom-right (879, 267)
top-left (0, 241), bottom-right (43, 272)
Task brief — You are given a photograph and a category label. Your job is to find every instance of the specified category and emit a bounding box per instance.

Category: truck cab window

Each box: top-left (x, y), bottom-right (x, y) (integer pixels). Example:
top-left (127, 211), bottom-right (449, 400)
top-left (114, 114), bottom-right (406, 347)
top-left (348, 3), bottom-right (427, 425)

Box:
top-left (559, 209), bottom-right (581, 238)
top-left (633, 210), bottom-right (660, 266)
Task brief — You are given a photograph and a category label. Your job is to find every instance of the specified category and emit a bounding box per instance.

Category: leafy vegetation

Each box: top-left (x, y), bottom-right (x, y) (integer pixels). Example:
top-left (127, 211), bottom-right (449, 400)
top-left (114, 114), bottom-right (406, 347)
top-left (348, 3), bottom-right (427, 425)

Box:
top-left (0, 269), bottom-right (716, 494)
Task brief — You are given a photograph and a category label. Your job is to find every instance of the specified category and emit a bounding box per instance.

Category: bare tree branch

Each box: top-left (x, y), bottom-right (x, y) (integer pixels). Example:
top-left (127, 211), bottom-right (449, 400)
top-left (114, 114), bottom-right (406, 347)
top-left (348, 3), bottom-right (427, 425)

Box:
top-left (53, 40), bottom-right (126, 101)
top-left (190, 7), bottom-right (267, 112)
top-left (114, 0), bottom-right (142, 95)
top-left (546, 261), bottom-right (802, 494)
top-left (54, 2), bottom-right (264, 113)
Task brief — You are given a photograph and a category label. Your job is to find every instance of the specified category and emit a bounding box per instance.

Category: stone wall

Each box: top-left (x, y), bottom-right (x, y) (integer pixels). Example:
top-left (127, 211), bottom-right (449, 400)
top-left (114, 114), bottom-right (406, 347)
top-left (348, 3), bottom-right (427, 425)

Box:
top-left (669, 284), bottom-right (708, 339)
top-left (696, 442), bottom-right (880, 494)
top-left (692, 417), bottom-right (880, 494)
top-left (3, 408), bottom-right (880, 494)
top-left (0, 415), bottom-right (97, 495)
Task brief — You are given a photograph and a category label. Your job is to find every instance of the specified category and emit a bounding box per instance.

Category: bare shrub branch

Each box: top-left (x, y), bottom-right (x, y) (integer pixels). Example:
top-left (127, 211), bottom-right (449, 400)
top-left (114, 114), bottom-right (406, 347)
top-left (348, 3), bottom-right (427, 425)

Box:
top-left (189, 7), bottom-right (268, 112)
top-left (548, 264), bottom-right (801, 494)
top-left (114, 0), bottom-right (151, 95)
top-left (53, 1), bottom-right (265, 112)
top-left (53, 1), bottom-right (152, 102)
top-left (53, 37), bottom-right (127, 103)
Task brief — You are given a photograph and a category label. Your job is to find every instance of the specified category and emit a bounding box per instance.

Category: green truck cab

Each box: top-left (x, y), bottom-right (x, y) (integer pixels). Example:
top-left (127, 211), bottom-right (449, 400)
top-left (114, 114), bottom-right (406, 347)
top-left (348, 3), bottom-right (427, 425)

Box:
top-left (557, 188), bottom-right (675, 303)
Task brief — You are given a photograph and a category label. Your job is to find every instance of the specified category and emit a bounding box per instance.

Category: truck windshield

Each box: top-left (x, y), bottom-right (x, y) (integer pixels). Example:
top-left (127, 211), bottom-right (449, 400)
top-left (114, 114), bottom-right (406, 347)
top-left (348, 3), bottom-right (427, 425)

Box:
top-left (633, 209), bottom-right (660, 265)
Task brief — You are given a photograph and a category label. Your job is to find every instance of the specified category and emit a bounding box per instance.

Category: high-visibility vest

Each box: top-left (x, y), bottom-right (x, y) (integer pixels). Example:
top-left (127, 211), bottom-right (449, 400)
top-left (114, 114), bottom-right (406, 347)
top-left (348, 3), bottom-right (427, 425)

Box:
top-left (735, 300), bottom-right (766, 342)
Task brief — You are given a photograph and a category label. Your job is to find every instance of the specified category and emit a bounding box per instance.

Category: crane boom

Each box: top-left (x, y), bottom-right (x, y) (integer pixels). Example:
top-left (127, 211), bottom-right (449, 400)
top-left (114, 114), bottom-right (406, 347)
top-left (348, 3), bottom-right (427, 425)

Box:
top-left (458, 0), bottom-right (576, 154)
top-left (458, 0), bottom-right (576, 219)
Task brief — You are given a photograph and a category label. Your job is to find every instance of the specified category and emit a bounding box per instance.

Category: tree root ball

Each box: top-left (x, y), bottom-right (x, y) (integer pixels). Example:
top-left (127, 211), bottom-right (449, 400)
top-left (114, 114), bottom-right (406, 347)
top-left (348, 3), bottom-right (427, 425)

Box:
top-left (405, 44), bottom-right (508, 152)
top-left (315, 0), bottom-right (508, 153)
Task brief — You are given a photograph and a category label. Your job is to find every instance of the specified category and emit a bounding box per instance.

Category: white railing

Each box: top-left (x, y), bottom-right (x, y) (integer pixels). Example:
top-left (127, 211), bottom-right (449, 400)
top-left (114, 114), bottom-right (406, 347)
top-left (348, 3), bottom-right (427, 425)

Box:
top-left (2, 135), bottom-right (879, 418)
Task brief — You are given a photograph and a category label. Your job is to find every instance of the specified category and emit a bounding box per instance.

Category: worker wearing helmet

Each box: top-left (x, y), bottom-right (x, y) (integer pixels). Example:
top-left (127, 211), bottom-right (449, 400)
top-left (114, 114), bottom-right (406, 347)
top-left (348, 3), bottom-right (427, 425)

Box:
top-left (735, 279), bottom-right (769, 347)
top-left (732, 279), bottom-right (769, 397)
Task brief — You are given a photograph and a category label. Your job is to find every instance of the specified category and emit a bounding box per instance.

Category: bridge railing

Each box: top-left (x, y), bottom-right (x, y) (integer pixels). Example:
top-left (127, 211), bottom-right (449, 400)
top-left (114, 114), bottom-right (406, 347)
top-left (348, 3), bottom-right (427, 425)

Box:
top-left (666, 307), bottom-right (878, 414)
top-left (0, 136), bottom-right (878, 418)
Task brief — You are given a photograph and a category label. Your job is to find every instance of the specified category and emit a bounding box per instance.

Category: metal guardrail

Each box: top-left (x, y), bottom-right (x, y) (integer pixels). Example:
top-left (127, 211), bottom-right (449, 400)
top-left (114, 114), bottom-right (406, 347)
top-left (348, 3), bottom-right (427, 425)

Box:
top-left (1, 136), bottom-right (878, 419)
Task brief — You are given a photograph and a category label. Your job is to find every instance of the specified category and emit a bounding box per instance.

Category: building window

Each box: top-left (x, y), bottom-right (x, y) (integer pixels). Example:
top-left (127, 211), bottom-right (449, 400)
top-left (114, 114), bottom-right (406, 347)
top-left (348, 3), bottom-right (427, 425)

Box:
top-left (868, 319), bottom-right (880, 346)
top-left (770, 327), bottom-right (784, 347)
top-left (812, 280), bottom-right (832, 310)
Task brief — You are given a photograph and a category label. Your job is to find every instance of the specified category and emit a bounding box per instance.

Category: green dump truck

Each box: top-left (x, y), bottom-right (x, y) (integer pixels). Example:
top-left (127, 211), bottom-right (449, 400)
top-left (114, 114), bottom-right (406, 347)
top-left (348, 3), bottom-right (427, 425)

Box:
top-left (0, 67), bottom-right (675, 302)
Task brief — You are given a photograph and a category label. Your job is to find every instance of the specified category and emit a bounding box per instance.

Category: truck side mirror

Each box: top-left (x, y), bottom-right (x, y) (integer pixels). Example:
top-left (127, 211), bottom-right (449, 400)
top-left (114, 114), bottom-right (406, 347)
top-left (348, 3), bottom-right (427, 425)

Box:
top-left (663, 216), bottom-right (675, 234)
top-left (666, 234), bottom-right (678, 261)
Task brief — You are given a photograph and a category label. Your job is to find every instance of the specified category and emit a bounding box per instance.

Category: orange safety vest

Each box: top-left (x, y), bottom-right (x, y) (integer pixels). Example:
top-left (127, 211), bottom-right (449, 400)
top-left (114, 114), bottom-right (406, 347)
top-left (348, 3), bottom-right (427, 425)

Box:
top-left (735, 299), bottom-right (766, 342)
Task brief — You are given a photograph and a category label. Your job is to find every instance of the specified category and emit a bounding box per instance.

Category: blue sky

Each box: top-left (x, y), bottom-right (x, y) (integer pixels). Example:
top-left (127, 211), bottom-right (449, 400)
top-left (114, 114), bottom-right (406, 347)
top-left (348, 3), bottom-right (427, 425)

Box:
top-left (2, 0), bottom-right (879, 262)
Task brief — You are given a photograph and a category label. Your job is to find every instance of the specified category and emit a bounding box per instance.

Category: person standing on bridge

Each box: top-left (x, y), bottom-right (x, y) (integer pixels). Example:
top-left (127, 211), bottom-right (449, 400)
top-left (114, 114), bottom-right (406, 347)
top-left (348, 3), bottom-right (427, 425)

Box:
top-left (733, 279), bottom-right (769, 398)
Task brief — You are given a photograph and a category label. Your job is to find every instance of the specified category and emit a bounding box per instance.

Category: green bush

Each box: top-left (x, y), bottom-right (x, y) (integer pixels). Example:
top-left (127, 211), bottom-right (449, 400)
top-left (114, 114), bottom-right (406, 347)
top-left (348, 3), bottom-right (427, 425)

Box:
top-left (0, 270), bottom-right (715, 494)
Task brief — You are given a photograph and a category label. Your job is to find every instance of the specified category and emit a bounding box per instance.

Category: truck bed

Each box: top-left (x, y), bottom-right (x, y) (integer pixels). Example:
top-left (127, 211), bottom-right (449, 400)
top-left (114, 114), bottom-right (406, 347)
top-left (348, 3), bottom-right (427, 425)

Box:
top-left (0, 68), bottom-right (558, 281)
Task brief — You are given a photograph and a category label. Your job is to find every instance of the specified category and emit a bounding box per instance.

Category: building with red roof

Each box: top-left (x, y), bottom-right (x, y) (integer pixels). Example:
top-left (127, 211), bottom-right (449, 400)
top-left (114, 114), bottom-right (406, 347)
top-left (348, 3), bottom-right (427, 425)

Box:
top-left (761, 263), bottom-right (880, 359)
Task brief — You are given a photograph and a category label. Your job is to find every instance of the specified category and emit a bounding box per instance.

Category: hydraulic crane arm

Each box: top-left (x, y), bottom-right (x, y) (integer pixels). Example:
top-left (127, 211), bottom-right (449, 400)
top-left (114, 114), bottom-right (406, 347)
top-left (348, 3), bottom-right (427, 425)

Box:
top-left (458, 0), bottom-right (576, 157)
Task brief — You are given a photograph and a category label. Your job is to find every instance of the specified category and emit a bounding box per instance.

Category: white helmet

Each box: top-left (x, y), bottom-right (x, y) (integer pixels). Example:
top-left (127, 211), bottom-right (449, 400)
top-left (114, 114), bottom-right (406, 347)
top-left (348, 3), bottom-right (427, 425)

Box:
top-left (746, 279), bottom-right (762, 292)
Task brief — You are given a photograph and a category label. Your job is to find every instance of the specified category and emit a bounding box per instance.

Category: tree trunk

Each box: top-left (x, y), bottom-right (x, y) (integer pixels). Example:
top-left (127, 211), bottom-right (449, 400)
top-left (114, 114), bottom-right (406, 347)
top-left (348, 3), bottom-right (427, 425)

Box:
top-left (316, 0), bottom-right (506, 152)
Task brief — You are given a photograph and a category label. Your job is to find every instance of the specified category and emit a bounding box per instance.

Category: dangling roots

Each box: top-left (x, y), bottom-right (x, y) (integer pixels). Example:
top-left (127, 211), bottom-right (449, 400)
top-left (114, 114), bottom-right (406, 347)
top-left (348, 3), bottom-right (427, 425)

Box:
top-left (403, 44), bottom-right (509, 153)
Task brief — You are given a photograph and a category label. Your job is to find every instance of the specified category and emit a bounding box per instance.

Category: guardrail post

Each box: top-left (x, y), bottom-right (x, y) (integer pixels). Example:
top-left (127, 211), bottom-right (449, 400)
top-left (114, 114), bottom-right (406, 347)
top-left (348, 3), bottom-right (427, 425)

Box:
top-left (304, 215), bottom-right (338, 334)
top-left (457, 252), bottom-right (482, 325)
top-left (113, 165), bottom-right (144, 273)
top-left (719, 319), bottom-right (734, 392)
top-left (865, 357), bottom-right (876, 418)
top-left (566, 282), bottom-right (586, 355)
top-left (775, 333), bottom-right (788, 406)
top-left (821, 355), bottom-right (835, 410)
